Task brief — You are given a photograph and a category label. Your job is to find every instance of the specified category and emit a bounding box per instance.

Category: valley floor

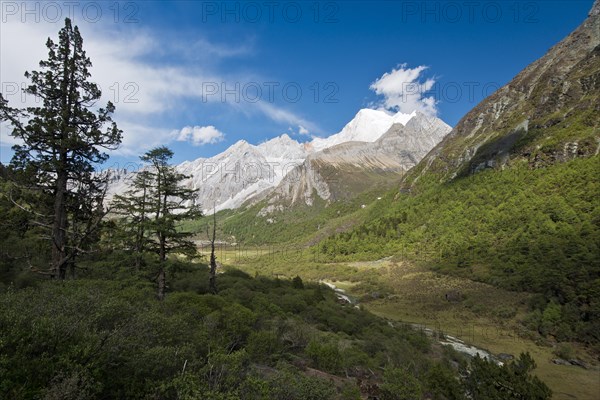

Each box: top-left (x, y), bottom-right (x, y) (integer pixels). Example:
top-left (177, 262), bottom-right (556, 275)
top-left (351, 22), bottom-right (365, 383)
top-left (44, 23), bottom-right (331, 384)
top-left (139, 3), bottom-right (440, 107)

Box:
top-left (224, 251), bottom-right (600, 400)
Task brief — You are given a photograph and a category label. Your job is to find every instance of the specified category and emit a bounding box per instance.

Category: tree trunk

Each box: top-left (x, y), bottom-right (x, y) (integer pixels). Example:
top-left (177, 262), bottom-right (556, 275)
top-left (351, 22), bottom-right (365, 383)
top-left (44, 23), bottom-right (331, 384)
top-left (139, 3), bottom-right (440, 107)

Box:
top-left (209, 249), bottom-right (217, 294)
top-left (157, 233), bottom-right (166, 300)
top-left (52, 169), bottom-right (68, 279)
top-left (209, 210), bottom-right (218, 294)
top-left (157, 264), bottom-right (166, 301)
top-left (155, 164), bottom-right (166, 300)
top-left (135, 185), bottom-right (147, 271)
top-left (53, 30), bottom-right (72, 280)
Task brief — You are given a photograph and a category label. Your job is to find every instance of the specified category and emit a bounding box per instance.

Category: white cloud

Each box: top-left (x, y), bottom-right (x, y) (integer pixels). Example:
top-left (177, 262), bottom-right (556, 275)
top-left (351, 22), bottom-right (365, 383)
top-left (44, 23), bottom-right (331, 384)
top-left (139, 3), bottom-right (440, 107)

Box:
top-left (298, 125), bottom-right (310, 136)
top-left (252, 102), bottom-right (319, 134)
top-left (370, 64), bottom-right (438, 116)
top-left (189, 37), bottom-right (254, 58)
top-left (113, 122), bottom-right (175, 156)
top-left (286, 124), bottom-right (310, 137)
top-left (175, 125), bottom-right (225, 146)
top-left (0, 19), bottom-right (319, 155)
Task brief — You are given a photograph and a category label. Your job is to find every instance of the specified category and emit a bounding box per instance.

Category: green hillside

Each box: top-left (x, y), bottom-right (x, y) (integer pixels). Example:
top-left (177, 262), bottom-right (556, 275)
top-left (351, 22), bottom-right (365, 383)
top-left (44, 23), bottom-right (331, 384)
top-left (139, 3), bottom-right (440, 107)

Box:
top-left (182, 187), bottom-right (388, 246)
top-left (319, 156), bottom-right (600, 344)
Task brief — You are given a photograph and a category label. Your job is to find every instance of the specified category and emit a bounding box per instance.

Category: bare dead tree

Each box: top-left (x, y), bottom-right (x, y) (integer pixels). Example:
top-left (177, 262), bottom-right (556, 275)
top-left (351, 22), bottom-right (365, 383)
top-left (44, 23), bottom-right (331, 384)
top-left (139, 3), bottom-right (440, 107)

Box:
top-left (207, 206), bottom-right (218, 294)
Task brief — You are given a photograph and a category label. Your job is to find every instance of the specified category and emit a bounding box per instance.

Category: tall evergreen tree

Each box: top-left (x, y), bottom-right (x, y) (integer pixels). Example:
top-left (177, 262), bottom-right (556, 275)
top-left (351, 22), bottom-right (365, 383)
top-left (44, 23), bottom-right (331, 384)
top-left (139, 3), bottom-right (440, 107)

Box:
top-left (111, 170), bottom-right (153, 271)
top-left (112, 147), bottom-right (201, 300)
top-left (0, 18), bottom-right (121, 279)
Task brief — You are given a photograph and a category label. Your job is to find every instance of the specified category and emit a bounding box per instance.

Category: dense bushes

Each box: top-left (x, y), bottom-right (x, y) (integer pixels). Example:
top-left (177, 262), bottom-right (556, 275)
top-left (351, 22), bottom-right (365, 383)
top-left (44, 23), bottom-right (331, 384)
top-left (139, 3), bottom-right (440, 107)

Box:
top-left (463, 353), bottom-right (552, 399)
top-left (0, 270), bottom-right (417, 399)
top-left (0, 266), bottom-right (551, 399)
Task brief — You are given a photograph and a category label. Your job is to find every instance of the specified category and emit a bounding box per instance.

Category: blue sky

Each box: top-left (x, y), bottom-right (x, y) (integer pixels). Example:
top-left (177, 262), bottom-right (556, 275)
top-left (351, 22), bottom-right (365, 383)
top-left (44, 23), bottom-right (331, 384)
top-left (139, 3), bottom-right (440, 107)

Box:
top-left (0, 0), bottom-right (594, 167)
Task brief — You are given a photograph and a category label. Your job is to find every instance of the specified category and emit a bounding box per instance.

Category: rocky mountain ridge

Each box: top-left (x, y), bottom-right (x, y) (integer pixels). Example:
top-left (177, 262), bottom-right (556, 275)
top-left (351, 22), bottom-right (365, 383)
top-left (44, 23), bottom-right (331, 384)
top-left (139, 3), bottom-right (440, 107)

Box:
top-left (403, 1), bottom-right (600, 187)
top-left (107, 109), bottom-right (451, 212)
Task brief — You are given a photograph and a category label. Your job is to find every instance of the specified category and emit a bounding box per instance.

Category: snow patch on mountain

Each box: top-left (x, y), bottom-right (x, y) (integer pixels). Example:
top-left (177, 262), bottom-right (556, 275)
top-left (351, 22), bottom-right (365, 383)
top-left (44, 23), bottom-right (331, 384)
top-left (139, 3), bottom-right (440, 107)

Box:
top-left (309, 109), bottom-right (416, 151)
top-left (261, 111), bottom-right (452, 211)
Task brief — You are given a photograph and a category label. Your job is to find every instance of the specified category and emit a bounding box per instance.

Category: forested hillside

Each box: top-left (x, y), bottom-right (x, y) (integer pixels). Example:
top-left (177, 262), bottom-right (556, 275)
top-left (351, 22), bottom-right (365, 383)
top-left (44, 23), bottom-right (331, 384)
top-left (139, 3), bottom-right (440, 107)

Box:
top-left (319, 157), bottom-right (599, 344)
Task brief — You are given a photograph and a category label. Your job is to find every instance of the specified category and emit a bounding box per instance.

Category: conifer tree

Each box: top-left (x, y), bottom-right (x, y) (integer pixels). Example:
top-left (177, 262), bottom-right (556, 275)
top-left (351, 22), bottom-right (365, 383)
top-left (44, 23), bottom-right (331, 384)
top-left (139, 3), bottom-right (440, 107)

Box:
top-left (113, 147), bottom-right (201, 299)
top-left (0, 18), bottom-right (121, 279)
top-left (111, 170), bottom-right (153, 271)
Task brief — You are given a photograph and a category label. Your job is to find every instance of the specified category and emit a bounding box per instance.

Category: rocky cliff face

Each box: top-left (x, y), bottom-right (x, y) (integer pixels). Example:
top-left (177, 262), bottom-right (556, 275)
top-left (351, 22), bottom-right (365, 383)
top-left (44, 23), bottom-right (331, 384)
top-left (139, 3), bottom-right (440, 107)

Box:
top-left (404, 1), bottom-right (600, 186)
top-left (590, 0), bottom-right (600, 17)
top-left (105, 135), bottom-right (308, 212)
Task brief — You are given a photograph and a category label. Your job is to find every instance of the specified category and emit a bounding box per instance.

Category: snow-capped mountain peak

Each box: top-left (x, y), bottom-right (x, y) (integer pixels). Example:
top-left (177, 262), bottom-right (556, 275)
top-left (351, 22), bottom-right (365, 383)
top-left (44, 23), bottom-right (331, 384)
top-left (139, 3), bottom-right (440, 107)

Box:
top-left (309, 108), bottom-right (416, 151)
top-left (392, 110), bottom-right (417, 125)
top-left (227, 139), bottom-right (252, 152)
top-left (257, 133), bottom-right (306, 160)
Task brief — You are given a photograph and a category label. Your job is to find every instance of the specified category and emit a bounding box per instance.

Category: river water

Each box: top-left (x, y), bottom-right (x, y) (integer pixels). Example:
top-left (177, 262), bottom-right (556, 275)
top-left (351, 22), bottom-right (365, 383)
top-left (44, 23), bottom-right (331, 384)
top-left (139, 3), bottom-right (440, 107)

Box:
top-left (321, 280), bottom-right (503, 365)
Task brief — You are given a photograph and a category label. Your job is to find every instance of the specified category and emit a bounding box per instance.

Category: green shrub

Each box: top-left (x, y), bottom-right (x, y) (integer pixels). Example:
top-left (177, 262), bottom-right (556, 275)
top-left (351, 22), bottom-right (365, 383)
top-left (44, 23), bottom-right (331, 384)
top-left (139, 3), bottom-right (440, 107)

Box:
top-left (305, 339), bottom-right (342, 374)
top-left (552, 343), bottom-right (575, 360)
top-left (380, 367), bottom-right (422, 400)
top-left (268, 364), bottom-right (336, 400)
top-left (494, 306), bottom-right (517, 319)
top-left (338, 381), bottom-right (362, 400)
top-left (247, 330), bottom-right (281, 363)
top-left (292, 275), bottom-right (304, 289)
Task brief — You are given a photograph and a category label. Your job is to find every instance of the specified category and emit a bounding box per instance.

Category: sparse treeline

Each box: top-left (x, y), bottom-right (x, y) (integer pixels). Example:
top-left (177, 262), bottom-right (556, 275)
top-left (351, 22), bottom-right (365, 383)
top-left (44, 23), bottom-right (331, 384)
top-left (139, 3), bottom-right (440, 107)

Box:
top-left (0, 18), bottom-right (203, 299)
